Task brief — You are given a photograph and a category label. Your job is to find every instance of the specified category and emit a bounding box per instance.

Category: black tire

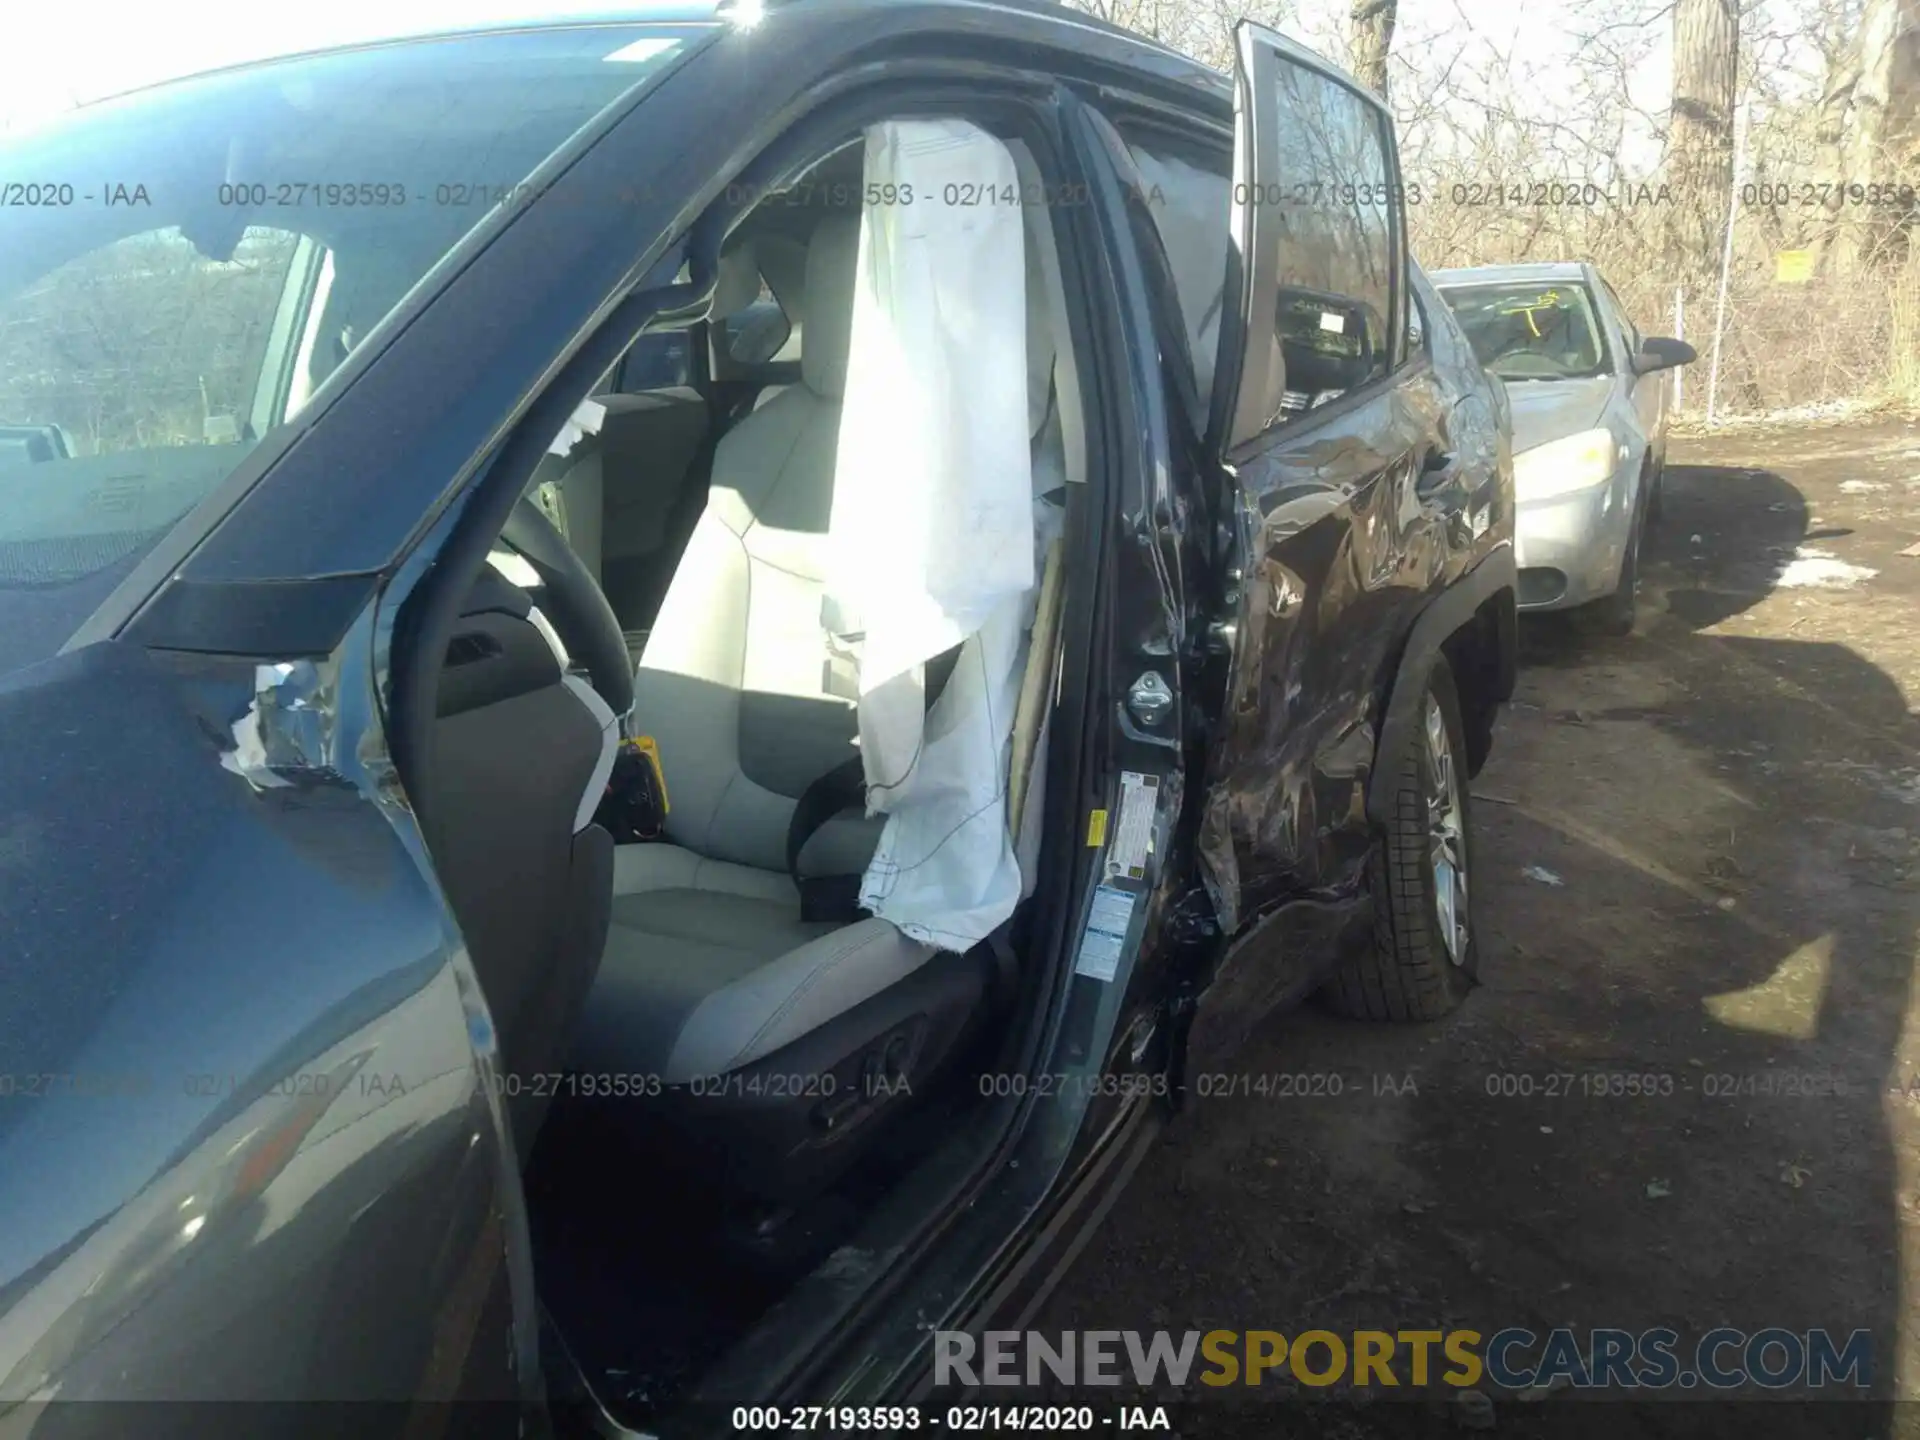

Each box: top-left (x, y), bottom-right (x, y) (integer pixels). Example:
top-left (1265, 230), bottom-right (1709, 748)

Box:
top-left (1644, 459), bottom-right (1664, 525)
top-left (1323, 655), bottom-right (1477, 1021)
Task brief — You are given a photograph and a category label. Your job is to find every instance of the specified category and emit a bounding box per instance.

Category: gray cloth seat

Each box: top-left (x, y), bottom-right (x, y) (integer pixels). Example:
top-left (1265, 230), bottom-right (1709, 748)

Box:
top-left (570, 189), bottom-right (1066, 1208)
top-left (570, 214), bottom-right (948, 1101)
top-left (539, 245), bottom-right (764, 614)
top-left (546, 388), bottom-right (703, 583)
top-left (584, 843), bottom-right (940, 1083)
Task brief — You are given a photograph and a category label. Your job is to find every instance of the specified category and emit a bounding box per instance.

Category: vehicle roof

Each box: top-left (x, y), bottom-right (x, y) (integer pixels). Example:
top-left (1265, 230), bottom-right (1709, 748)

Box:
top-left (81, 0), bottom-right (1230, 113)
top-left (76, 6), bottom-right (723, 109)
top-left (1429, 261), bottom-right (1596, 287)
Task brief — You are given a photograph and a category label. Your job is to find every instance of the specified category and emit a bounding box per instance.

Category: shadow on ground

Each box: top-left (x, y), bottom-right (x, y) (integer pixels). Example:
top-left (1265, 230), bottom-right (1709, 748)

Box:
top-left (1027, 423), bottom-right (1920, 1437)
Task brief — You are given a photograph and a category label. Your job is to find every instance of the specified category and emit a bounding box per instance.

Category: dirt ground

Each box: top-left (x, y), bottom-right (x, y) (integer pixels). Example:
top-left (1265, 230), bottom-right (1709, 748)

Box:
top-left (1032, 419), bottom-right (1920, 1435)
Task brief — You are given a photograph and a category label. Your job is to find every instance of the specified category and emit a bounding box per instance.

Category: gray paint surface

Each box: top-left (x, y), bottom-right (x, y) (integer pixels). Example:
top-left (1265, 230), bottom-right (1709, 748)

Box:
top-left (1432, 260), bottom-right (1684, 610)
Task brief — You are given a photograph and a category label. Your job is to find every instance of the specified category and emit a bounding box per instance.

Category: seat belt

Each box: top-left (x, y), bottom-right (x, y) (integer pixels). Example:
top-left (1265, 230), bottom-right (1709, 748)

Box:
top-left (785, 645), bottom-right (963, 923)
top-left (786, 754), bottom-right (868, 923)
top-left (984, 926), bottom-right (1021, 1010)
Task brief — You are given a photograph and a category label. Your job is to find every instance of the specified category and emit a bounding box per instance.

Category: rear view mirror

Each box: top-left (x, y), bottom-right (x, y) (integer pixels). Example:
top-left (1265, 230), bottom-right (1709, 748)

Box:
top-left (1634, 336), bottom-right (1697, 373)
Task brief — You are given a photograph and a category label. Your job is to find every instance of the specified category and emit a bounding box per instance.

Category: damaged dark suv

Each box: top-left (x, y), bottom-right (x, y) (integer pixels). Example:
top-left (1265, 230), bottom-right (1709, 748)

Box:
top-left (0, 3), bottom-right (1514, 1436)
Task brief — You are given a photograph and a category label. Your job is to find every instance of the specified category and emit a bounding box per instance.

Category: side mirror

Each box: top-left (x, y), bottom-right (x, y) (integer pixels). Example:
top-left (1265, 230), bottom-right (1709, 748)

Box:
top-left (1634, 336), bottom-right (1697, 374)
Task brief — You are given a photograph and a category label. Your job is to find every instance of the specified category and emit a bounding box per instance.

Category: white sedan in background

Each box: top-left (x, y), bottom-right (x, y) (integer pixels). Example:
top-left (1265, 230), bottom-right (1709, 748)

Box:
top-left (1433, 261), bottom-right (1696, 633)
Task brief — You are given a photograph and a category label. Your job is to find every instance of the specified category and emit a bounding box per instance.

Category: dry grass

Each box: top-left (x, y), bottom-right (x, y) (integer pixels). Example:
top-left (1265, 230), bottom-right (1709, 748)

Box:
top-left (1412, 176), bottom-right (1920, 419)
top-left (1885, 260), bottom-right (1920, 409)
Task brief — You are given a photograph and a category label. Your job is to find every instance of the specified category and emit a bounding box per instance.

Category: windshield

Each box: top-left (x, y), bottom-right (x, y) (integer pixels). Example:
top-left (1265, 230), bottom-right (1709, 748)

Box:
top-left (1435, 281), bottom-right (1609, 382)
top-left (0, 23), bottom-right (700, 678)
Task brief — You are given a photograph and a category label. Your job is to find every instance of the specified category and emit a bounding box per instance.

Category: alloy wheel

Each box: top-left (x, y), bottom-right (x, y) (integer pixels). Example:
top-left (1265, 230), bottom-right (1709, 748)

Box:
top-left (1425, 694), bottom-right (1470, 965)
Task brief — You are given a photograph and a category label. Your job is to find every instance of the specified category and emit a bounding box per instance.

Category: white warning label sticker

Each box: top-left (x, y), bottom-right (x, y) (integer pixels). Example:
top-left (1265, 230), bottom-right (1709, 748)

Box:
top-left (1105, 771), bottom-right (1160, 882)
top-left (1073, 883), bottom-right (1137, 982)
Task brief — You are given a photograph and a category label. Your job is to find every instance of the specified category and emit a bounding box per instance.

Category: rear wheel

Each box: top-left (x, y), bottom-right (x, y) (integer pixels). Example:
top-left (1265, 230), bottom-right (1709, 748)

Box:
top-left (1324, 655), bottom-right (1477, 1021)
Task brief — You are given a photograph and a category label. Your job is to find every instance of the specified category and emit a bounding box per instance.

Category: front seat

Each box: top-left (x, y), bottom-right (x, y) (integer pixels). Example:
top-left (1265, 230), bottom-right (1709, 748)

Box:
top-left (537, 239), bottom-right (775, 639)
top-left (568, 213), bottom-right (992, 1205)
top-left (426, 561), bottom-right (619, 1167)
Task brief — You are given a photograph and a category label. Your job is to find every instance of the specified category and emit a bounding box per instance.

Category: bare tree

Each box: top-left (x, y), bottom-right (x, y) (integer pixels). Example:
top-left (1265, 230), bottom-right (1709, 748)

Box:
top-left (1349, 0), bottom-right (1397, 98)
top-left (1057, 0), bottom-right (1917, 414)
top-left (1835, 0), bottom-right (1920, 265)
top-left (1662, 0), bottom-right (1741, 292)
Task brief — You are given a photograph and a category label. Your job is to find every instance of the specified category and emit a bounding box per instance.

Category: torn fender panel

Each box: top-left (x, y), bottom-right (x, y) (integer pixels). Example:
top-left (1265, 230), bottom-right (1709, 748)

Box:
top-left (221, 659), bottom-right (338, 791)
top-left (1179, 892), bottom-right (1370, 1079)
top-left (0, 638), bottom-right (522, 1406)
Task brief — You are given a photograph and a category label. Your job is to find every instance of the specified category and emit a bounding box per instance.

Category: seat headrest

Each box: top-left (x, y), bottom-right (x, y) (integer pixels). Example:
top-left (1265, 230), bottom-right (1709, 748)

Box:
top-left (712, 239), bottom-right (761, 319)
top-left (802, 213), bottom-right (860, 399)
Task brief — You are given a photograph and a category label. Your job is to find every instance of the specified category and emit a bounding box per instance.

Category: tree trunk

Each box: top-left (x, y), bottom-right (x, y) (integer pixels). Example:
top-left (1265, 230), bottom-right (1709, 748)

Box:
top-left (1349, 0), bottom-right (1397, 99)
top-left (1662, 0), bottom-right (1740, 296)
top-left (1809, 32), bottom-right (1862, 273)
top-left (1838, 0), bottom-right (1920, 268)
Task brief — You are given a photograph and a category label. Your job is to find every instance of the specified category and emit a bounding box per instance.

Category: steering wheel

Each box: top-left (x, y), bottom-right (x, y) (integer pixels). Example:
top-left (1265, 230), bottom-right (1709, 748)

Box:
top-left (1492, 349), bottom-right (1579, 378)
top-left (498, 494), bottom-right (635, 717)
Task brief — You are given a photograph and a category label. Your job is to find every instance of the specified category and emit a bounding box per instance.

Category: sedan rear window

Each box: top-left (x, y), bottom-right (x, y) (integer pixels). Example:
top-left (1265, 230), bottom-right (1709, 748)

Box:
top-left (1436, 282), bottom-right (1608, 382)
top-left (0, 23), bottom-right (700, 678)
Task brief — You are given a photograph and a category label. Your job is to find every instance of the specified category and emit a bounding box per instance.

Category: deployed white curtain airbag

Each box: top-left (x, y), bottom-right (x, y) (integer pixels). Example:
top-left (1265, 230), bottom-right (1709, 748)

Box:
top-left (825, 119), bottom-right (1037, 951)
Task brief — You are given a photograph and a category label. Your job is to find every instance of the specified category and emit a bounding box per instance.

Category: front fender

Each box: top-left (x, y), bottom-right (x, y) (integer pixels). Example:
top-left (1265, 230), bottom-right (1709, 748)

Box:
top-left (1364, 543), bottom-right (1516, 828)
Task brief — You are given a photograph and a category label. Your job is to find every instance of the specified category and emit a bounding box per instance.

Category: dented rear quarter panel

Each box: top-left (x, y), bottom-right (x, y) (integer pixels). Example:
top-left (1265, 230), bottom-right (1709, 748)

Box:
top-left (1184, 301), bottom-right (1514, 1071)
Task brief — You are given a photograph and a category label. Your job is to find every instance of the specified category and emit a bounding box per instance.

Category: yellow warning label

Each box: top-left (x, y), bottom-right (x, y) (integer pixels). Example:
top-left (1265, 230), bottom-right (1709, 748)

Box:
top-left (1776, 249), bottom-right (1815, 283)
top-left (1086, 808), bottom-right (1109, 848)
top-left (632, 735), bottom-right (669, 814)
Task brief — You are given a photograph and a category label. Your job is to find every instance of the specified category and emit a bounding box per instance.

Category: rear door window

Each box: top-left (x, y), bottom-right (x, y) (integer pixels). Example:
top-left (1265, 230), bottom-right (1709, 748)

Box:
top-left (1262, 63), bottom-right (1397, 420)
top-left (1222, 29), bottom-right (1404, 448)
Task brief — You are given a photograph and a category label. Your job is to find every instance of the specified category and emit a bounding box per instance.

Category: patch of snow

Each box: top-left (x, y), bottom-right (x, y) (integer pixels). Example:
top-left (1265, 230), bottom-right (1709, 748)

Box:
top-left (1825, 761), bottom-right (1920, 807)
top-left (1522, 865), bottom-right (1565, 887)
top-left (1677, 396), bottom-right (1873, 431)
top-left (1840, 480), bottom-right (1890, 494)
top-left (1774, 546), bottom-right (1878, 589)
